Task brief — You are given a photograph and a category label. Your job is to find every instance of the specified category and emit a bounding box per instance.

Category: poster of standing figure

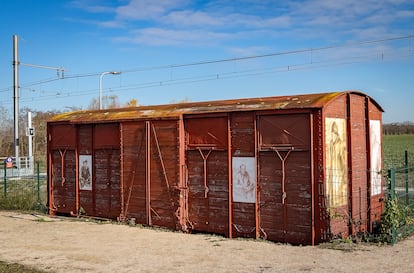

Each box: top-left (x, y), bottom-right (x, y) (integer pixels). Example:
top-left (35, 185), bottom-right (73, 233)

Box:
top-left (232, 157), bottom-right (256, 203)
top-left (79, 155), bottom-right (92, 191)
top-left (325, 118), bottom-right (347, 207)
top-left (370, 120), bottom-right (382, 196)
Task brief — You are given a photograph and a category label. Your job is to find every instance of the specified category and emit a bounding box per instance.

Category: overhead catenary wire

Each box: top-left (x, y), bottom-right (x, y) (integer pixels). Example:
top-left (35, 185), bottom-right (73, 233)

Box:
top-left (1, 34), bottom-right (412, 94)
top-left (8, 51), bottom-right (414, 106)
top-left (0, 34), bottom-right (413, 106)
top-left (13, 49), bottom-right (414, 106)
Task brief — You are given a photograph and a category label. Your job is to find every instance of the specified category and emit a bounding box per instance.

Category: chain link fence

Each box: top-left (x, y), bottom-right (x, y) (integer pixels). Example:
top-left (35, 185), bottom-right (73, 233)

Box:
top-left (0, 161), bottom-right (47, 211)
top-left (386, 150), bottom-right (414, 244)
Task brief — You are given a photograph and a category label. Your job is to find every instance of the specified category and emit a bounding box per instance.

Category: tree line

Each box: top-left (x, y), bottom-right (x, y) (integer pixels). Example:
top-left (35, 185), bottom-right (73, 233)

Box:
top-left (383, 121), bottom-right (414, 135)
top-left (0, 106), bottom-right (57, 167)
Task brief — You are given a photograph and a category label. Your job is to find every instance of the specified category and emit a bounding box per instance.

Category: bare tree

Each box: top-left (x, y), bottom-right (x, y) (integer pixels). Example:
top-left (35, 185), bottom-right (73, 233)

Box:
top-left (170, 97), bottom-right (190, 104)
top-left (124, 98), bottom-right (139, 107)
top-left (88, 95), bottom-right (120, 110)
top-left (0, 105), bottom-right (13, 157)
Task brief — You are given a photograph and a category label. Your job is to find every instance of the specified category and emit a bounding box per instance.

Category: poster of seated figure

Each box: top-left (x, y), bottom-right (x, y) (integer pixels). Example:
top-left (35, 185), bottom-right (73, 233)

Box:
top-left (232, 157), bottom-right (256, 203)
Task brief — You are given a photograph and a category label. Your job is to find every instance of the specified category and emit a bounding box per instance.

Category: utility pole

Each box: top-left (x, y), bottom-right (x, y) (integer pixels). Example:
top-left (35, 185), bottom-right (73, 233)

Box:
top-left (13, 34), bottom-right (19, 161)
top-left (99, 71), bottom-right (121, 110)
top-left (12, 34), bottom-right (64, 169)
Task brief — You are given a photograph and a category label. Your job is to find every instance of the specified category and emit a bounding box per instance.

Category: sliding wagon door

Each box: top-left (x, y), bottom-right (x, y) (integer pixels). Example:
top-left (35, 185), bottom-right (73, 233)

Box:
top-left (93, 123), bottom-right (121, 219)
top-left (147, 120), bottom-right (180, 229)
top-left (121, 120), bottom-right (180, 229)
top-left (185, 116), bottom-right (229, 236)
top-left (258, 113), bottom-right (312, 245)
top-left (121, 121), bottom-right (147, 223)
top-left (48, 124), bottom-right (77, 215)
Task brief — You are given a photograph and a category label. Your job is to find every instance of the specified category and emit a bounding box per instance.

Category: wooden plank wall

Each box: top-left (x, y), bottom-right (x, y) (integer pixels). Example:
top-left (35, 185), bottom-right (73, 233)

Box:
top-left (186, 116), bottom-right (229, 236)
top-left (348, 94), bottom-right (368, 234)
top-left (258, 113), bottom-right (312, 245)
top-left (47, 92), bottom-right (383, 245)
top-left (50, 149), bottom-right (76, 214)
top-left (230, 112), bottom-right (256, 238)
top-left (322, 94), bottom-right (349, 238)
top-left (121, 121), bottom-right (147, 223)
top-left (368, 98), bottom-right (385, 232)
top-left (147, 120), bottom-right (180, 229)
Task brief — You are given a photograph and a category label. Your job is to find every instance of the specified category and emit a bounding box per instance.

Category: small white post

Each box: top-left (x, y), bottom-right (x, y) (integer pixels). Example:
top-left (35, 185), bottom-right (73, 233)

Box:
top-left (28, 111), bottom-right (33, 158)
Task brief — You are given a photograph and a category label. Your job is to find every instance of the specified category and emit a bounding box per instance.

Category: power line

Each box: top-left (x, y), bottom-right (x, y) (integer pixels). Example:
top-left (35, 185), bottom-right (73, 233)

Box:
top-left (0, 35), bottom-right (413, 105)
top-left (9, 51), bottom-right (414, 105)
top-left (9, 48), bottom-right (413, 106)
top-left (119, 34), bottom-right (414, 73)
top-left (1, 34), bottom-right (412, 93)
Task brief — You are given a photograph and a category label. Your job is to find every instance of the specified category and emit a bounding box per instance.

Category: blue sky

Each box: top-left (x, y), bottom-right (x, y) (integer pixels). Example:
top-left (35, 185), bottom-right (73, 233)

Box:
top-left (0, 0), bottom-right (413, 122)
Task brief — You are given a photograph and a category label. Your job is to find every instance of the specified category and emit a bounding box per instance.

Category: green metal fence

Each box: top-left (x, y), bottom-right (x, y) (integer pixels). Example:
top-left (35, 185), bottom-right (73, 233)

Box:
top-left (0, 161), bottom-right (47, 211)
top-left (386, 150), bottom-right (414, 244)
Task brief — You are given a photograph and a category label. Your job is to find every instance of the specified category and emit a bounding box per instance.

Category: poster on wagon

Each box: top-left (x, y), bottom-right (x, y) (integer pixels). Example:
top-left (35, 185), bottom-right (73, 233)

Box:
top-left (232, 157), bottom-right (256, 203)
top-left (325, 118), bottom-right (348, 207)
top-left (370, 120), bottom-right (382, 196)
top-left (79, 155), bottom-right (92, 191)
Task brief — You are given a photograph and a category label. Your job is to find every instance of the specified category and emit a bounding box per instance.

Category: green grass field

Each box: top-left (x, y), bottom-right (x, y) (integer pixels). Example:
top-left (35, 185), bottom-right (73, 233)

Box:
top-left (383, 134), bottom-right (414, 170)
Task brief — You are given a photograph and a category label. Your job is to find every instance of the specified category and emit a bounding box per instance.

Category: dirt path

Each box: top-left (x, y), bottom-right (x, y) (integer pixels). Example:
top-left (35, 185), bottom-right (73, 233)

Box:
top-left (0, 210), bottom-right (413, 273)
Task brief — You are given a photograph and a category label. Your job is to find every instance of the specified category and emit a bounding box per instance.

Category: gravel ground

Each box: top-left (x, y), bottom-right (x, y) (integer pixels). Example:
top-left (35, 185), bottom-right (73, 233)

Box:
top-left (0, 210), bottom-right (413, 273)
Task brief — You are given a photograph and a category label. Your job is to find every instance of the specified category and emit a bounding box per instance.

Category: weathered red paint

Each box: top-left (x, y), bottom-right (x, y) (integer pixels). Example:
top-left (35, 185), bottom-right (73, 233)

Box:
top-left (47, 91), bottom-right (384, 245)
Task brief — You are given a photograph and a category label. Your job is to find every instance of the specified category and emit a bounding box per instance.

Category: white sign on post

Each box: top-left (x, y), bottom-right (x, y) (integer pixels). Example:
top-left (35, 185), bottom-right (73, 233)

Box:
top-left (26, 127), bottom-right (35, 136)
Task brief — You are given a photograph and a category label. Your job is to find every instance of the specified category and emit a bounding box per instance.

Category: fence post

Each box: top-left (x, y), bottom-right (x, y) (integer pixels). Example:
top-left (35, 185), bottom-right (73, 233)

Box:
top-left (405, 150), bottom-right (409, 206)
top-left (388, 168), bottom-right (396, 244)
top-left (3, 162), bottom-right (6, 197)
top-left (37, 161), bottom-right (40, 203)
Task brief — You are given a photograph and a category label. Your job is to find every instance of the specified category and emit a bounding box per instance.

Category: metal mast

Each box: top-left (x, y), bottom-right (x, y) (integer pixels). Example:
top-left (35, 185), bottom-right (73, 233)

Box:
top-left (13, 34), bottom-right (19, 160)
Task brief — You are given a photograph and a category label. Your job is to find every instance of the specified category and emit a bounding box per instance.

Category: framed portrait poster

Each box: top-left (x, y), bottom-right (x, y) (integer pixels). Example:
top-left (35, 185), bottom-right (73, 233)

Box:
top-left (370, 120), bottom-right (382, 196)
top-left (232, 157), bottom-right (256, 203)
top-left (79, 155), bottom-right (92, 191)
top-left (325, 118), bottom-right (348, 207)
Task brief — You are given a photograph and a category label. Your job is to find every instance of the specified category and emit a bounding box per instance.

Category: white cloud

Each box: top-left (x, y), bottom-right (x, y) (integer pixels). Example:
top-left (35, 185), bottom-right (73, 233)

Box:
top-left (115, 0), bottom-right (189, 20)
top-left (396, 9), bottom-right (414, 18)
top-left (220, 13), bottom-right (291, 29)
top-left (69, 0), bottom-right (116, 13)
top-left (123, 28), bottom-right (230, 46)
top-left (348, 26), bottom-right (400, 41)
top-left (163, 10), bottom-right (291, 30)
top-left (165, 10), bottom-right (223, 27)
top-left (74, 0), bottom-right (413, 49)
top-left (99, 20), bottom-right (125, 28)
top-left (228, 46), bottom-right (272, 57)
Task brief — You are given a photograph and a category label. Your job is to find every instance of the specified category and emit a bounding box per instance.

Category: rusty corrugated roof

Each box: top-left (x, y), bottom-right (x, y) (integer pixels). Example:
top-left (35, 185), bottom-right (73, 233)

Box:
top-left (49, 91), bottom-right (382, 123)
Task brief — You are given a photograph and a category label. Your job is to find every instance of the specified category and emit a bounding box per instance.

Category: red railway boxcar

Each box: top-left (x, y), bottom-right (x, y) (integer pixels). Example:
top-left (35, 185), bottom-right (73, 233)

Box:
top-left (47, 91), bottom-right (384, 245)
